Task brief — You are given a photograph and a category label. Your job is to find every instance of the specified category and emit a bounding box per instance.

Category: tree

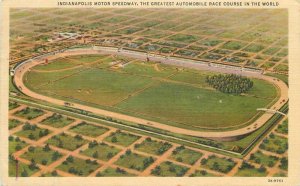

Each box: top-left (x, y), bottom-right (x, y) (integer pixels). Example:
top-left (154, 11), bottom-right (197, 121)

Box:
top-left (58, 140), bottom-right (63, 148)
top-left (125, 149), bottom-right (131, 155)
top-left (39, 131), bottom-right (44, 138)
top-left (66, 156), bottom-right (74, 163)
top-left (28, 146), bottom-right (35, 152)
top-left (258, 165), bottom-right (266, 173)
top-left (212, 162), bottom-right (220, 171)
top-left (43, 144), bottom-right (51, 152)
top-left (28, 133), bottom-right (35, 140)
top-left (21, 169), bottom-right (29, 177)
top-left (169, 165), bottom-right (176, 172)
top-left (9, 136), bottom-right (14, 141)
top-left (107, 152), bottom-right (113, 159)
top-left (51, 170), bottom-right (58, 176)
top-left (201, 158), bottom-right (207, 165)
top-left (111, 136), bottom-right (118, 143)
top-left (206, 74), bottom-right (253, 94)
top-left (52, 151), bottom-right (60, 161)
top-left (92, 151), bottom-right (99, 158)
top-left (176, 157), bottom-right (183, 162)
top-left (29, 159), bottom-right (38, 170)
top-left (41, 159), bottom-right (48, 165)
top-left (15, 144), bottom-right (22, 151)
top-left (88, 141), bottom-right (98, 148)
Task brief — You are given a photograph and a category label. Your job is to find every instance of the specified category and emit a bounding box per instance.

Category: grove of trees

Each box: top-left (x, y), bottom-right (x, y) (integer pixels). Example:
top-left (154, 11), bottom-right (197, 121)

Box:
top-left (206, 74), bottom-right (254, 94)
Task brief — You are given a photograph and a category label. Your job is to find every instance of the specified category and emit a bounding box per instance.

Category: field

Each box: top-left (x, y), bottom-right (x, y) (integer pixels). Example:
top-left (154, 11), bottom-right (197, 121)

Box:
top-left (21, 146), bottom-right (63, 166)
top-left (96, 167), bottom-right (135, 177)
top-left (134, 138), bottom-right (172, 156)
top-left (81, 142), bottom-right (121, 161)
top-left (41, 114), bottom-right (75, 128)
top-left (69, 122), bottom-right (109, 137)
top-left (169, 145), bottom-right (203, 165)
top-left (14, 107), bottom-right (44, 120)
top-left (104, 130), bottom-right (140, 147)
top-left (8, 102), bottom-right (288, 177)
top-left (9, 119), bottom-right (22, 129)
top-left (15, 124), bottom-right (51, 141)
top-left (249, 150), bottom-right (279, 167)
top-left (151, 161), bottom-right (189, 177)
top-left (57, 156), bottom-right (101, 176)
top-left (46, 133), bottom-right (89, 151)
top-left (234, 162), bottom-right (268, 177)
top-left (259, 133), bottom-right (288, 154)
top-left (9, 157), bottom-right (40, 177)
top-left (9, 136), bottom-right (27, 154)
top-left (200, 155), bottom-right (236, 173)
top-left (115, 151), bottom-right (155, 171)
top-left (24, 54), bottom-right (278, 131)
top-left (9, 101), bottom-right (19, 110)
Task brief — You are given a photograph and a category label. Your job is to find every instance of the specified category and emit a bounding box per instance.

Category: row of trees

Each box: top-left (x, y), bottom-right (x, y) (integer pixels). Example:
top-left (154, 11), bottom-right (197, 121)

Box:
top-left (206, 74), bottom-right (254, 94)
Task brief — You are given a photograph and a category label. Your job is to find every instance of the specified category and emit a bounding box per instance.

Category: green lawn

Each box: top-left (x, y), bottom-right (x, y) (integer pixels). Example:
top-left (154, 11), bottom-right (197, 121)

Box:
top-left (121, 61), bottom-right (176, 78)
top-left (9, 157), bottom-right (39, 177)
top-left (40, 68), bottom-right (154, 106)
top-left (151, 161), bottom-right (189, 177)
top-left (81, 142), bottom-right (121, 161)
top-left (169, 69), bottom-right (218, 88)
top-left (134, 138), bottom-right (172, 155)
top-left (279, 157), bottom-right (288, 170)
top-left (9, 119), bottom-right (23, 129)
top-left (34, 58), bottom-right (79, 71)
top-left (235, 167), bottom-right (268, 177)
top-left (26, 54), bottom-right (277, 131)
top-left (275, 119), bottom-right (288, 134)
top-left (15, 124), bottom-right (51, 141)
top-left (46, 133), bottom-right (89, 151)
top-left (221, 41), bottom-right (247, 50)
top-left (65, 54), bottom-right (109, 63)
top-left (274, 64), bottom-right (288, 72)
top-left (9, 102), bottom-right (19, 110)
top-left (57, 156), bottom-right (101, 176)
top-left (169, 146), bottom-right (203, 165)
top-left (200, 155), bottom-right (236, 173)
top-left (96, 167), bottom-right (136, 177)
top-left (273, 171), bottom-right (287, 177)
top-left (41, 113), bottom-right (75, 128)
top-left (21, 146), bottom-right (63, 165)
top-left (249, 150), bottom-right (279, 167)
top-left (266, 73), bottom-right (288, 85)
top-left (243, 44), bottom-right (265, 53)
top-left (259, 133), bottom-right (288, 154)
top-left (115, 151), bottom-right (155, 171)
top-left (117, 82), bottom-right (272, 130)
top-left (69, 122), bottom-right (109, 137)
top-left (247, 79), bottom-right (278, 98)
top-left (41, 170), bottom-right (60, 177)
top-left (14, 107), bottom-right (44, 120)
top-left (104, 130), bottom-right (140, 147)
top-left (9, 136), bottom-right (28, 155)
top-left (167, 34), bottom-right (199, 43)
top-left (190, 169), bottom-right (218, 177)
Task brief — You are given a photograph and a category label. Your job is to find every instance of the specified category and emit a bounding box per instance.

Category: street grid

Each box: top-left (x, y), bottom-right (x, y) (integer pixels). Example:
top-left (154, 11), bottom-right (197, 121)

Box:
top-left (9, 9), bottom-right (288, 74)
top-left (9, 103), bottom-right (288, 177)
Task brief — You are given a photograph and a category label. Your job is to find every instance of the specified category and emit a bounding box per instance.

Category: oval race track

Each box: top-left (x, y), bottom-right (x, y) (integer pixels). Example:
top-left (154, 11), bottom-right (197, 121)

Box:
top-left (12, 47), bottom-right (289, 140)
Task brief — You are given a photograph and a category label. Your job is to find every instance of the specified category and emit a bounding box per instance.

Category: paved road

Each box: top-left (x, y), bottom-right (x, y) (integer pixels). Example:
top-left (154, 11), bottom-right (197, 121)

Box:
top-left (12, 47), bottom-right (288, 139)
